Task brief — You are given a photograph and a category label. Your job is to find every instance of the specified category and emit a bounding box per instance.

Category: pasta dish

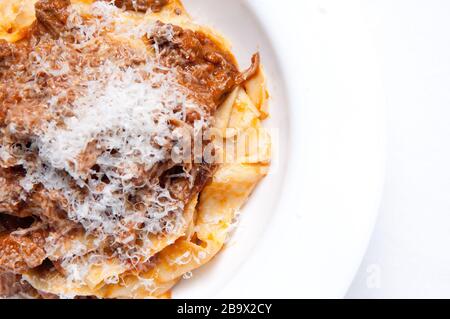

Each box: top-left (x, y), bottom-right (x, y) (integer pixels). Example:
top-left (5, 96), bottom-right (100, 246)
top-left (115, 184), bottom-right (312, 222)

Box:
top-left (0, 0), bottom-right (270, 298)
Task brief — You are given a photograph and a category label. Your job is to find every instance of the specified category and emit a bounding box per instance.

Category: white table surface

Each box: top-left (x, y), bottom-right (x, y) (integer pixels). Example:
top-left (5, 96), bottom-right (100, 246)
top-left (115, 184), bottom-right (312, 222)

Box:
top-left (346, 0), bottom-right (450, 298)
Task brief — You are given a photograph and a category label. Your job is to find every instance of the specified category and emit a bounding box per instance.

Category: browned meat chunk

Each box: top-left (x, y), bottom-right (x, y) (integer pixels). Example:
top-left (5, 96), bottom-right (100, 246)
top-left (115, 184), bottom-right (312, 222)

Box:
top-left (0, 167), bottom-right (30, 218)
top-left (0, 271), bottom-right (40, 297)
top-left (0, 272), bottom-right (20, 296)
top-left (149, 22), bottom-right (259, 110)
top-left (113, 0), bottom-right (169, 12)
top-left (0, 40), bottom-right (12, 64)
top-left (35, 0), bottom-right (71, 38)
top-left (0, 229), bottom-right (47, 273)
top-left (23, 187), bottom-right (71, 225)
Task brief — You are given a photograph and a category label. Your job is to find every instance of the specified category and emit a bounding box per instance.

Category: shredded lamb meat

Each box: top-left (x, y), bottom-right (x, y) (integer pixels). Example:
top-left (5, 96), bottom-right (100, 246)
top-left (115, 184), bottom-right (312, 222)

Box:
top-left (35, 0), bottom-right (71, 38)
top-left (112, 0), bottom-right (169, 12)
top-left (0, 0), bottom-right (260, 298)
top-left (0, 229), bottom-right (47, 273)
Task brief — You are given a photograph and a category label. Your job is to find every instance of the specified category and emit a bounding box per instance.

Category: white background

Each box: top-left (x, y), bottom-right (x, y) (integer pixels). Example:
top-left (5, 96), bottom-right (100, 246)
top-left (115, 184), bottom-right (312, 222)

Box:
top-left (347, 0), bottom-right (450, 298)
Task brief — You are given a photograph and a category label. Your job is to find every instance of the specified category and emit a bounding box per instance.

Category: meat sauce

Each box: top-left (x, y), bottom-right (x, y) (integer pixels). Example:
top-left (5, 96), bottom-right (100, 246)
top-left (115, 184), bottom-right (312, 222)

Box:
top-left (113, 0), bottom-right (169, 13)
top-left (0, 229), bottom-right (47, 273)
top-left (0, 0), bottom-right (259, 297)
top-left (150, 21), bottom-right (259, 113)
top-left (34, 0), bottom-right (71, 38)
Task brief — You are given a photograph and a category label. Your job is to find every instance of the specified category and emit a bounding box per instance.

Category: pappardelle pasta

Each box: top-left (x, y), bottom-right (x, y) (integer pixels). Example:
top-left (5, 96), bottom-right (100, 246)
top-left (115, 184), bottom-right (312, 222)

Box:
top-left (0, 0), bottom-right (270, 299)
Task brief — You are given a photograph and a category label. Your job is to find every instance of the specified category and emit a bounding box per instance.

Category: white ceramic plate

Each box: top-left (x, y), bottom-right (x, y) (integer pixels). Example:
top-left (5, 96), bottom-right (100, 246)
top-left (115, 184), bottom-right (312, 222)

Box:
top-left (173, 0), bottom-right (386, 298)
